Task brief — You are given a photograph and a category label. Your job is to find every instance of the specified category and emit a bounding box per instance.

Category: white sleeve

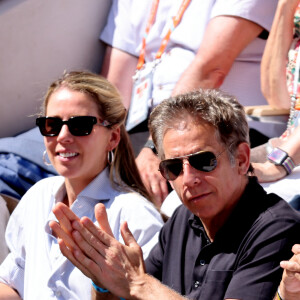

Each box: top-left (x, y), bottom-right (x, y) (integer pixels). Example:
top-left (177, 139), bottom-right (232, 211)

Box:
top-left (0, 197), bottom-right (27, 298)
top-left (0, 196), bottom-right (9, 263)
top-left (211, 0), bottom-right (277, 31)
top-left (100, 0), bottom-right (152, 56)
top-left (108, 192), bottom-right (164, 260)
top-left (124, 200), bottom-right (163, 259)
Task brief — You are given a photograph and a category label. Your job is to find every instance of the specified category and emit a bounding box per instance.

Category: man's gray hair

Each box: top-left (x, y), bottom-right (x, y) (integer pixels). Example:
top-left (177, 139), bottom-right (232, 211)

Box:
top-left (149, 89), bottom-right (250, 162)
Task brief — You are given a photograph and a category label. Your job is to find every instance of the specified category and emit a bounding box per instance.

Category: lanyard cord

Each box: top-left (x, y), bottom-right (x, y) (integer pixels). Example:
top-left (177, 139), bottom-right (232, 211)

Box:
top-left (136, 0), bottom-right (192, 70)
top-left (137, 0), bottom-right (160, 70)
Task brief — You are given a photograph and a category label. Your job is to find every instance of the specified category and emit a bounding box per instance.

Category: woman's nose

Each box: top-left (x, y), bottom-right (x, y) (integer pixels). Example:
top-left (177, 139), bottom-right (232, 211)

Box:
top-left (57, 124), bottom-right (74, 142)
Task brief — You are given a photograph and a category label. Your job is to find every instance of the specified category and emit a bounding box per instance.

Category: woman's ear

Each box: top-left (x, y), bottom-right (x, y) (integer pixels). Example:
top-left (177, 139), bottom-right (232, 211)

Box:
top-left (107, 127), bottom-right (121, 151)
top-left (236, 142), bottom-right (251, 175)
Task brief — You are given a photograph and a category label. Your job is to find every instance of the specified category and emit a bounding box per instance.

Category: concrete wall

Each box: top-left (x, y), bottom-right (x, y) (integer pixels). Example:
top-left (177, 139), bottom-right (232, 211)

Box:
top-left (0, 0), bottom-right (111, 137)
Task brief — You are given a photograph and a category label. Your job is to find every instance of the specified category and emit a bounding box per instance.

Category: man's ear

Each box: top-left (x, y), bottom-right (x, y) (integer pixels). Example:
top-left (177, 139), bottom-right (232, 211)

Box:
top-left (235, 142), bottom-right (251, 175)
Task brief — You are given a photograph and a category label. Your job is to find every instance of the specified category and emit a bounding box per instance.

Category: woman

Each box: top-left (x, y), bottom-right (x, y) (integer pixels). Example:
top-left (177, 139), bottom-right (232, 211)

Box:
top-left (251, 0), bottom-right (300, 183)
top-left (0, 71), bottom-right (163, 299)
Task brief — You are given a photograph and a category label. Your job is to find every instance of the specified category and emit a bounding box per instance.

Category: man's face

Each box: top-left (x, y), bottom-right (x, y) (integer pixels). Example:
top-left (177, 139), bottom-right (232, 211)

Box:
top-left (162, 118), bottom-right (247, 225)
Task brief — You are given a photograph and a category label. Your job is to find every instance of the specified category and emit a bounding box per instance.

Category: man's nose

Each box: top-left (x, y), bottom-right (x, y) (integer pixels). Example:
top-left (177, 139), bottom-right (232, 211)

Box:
top-left (182, 160), bottom-right (201, 187)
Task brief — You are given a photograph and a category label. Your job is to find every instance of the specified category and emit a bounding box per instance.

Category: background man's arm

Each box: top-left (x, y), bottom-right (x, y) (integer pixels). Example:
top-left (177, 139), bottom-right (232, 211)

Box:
top-left (172, 15), bottom-right (264, 95)
top-left (101, 45), bottom-right (138, 109)
top-left (137, 15), bottom-right (265, 205)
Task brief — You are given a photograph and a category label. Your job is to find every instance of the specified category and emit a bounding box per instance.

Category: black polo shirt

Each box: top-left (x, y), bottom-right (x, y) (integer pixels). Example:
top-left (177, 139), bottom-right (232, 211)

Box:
top-left (145, 177), bottom-right (300, 300)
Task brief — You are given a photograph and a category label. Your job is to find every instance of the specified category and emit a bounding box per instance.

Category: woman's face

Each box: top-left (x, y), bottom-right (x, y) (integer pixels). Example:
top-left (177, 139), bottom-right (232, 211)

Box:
top-left (44, 87), bottom-right (120, 188)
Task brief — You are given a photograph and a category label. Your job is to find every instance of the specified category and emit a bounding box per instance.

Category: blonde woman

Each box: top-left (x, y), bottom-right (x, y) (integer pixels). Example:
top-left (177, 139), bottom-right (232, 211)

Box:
top-left (0, 71), bottom-right (163, 299)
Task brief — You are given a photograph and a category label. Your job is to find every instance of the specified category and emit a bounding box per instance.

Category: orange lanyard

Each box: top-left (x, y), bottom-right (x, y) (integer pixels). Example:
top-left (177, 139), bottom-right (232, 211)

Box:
top-left (136, 0), bottom-right (192, 70)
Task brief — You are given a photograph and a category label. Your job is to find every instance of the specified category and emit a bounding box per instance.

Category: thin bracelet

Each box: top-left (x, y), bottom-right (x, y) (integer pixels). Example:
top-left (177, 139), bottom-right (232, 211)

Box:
top-left (92, 281), bottom-right (126, 300)
top-left (92, 281), bottom-right (109, 293)
top-left (277, 287), bottom-right (284, 300)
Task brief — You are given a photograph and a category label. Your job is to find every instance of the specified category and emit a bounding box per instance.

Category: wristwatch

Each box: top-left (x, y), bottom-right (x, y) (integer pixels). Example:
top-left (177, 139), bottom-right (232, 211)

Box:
top-left (267, 147), bottom-right (296, 175)
top-left (143, 140), bottom-right (157, 154)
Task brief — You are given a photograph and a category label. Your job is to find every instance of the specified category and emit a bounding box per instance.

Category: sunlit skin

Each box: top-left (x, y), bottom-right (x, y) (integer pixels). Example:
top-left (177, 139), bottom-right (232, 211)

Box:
top-left (44, 87), bottom-right (120, 204)
top-left (164, 117), bottom-right (250, 240)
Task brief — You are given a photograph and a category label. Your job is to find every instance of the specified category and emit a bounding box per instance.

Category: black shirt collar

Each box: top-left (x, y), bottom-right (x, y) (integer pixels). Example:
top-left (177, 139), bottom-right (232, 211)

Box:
top-left (188, 177), bottom-right (280, 245)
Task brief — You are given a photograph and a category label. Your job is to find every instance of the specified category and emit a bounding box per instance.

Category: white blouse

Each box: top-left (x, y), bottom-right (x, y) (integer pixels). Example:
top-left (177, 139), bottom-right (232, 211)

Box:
top-left (0, 168), bottom-right (163, 299)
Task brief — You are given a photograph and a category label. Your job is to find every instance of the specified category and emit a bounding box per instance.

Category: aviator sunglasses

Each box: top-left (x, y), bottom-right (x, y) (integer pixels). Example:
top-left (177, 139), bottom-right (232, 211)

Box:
top-left (36, 116), bottom-right (111, 137)
top-left (159, 149), bottom-right (227, 181)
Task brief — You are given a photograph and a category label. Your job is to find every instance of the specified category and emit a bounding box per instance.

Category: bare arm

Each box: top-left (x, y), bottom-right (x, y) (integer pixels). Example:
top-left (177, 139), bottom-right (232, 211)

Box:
top-left (0, 283), bottom-right (21, 300)
top-left (92, 288), bottom-right (119, 300)
top-left (101, 45), bottom-right (138, 109)
top-left (92, 274), bottom-right (188, 300)
top-left (172, 15), bottom-right (264, 96)
top-left (252, 160), bottom-right (287, 183)
top-left (252, 125), bottom-right (300, 182)
top-left (261, 0), bottom-right (299, 109)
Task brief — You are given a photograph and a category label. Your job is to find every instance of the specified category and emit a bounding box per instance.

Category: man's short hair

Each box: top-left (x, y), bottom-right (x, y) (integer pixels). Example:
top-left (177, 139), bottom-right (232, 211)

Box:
top-left (149, 89), bottom-right (250, 162)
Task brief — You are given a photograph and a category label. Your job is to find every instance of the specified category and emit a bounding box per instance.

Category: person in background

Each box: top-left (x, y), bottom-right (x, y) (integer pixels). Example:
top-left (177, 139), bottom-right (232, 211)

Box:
top-left (162, 0), bottom-right (300, 216)
top-left (0, 127), bottom-right (57, 201)
top-left (100, 0), bottom-right (279, 206)
top-left (0, 196), bottom-right (9, 264)
top-left (261, 0), bottom-right (300, 112)
top-left (0, 71), bottom-right (163, 299)
top-left (249, 0), bottom-right (300, 206)
top-left (52, 89), bottom-right (300, 300)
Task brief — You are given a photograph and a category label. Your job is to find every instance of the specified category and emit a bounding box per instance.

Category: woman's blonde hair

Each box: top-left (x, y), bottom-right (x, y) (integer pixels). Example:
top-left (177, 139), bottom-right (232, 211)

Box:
top-left (41, 71), bottom-right (151, 201)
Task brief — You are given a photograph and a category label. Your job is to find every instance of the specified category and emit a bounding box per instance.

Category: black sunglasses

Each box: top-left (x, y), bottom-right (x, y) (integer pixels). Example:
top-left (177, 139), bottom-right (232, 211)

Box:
top-left (36, 116), bottom-right (111, 137)
top-left (159, 150), bottom-right (226, 181)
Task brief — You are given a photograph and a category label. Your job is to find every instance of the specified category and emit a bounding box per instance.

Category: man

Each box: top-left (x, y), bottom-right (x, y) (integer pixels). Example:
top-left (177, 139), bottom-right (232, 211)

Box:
top-left (51, 89), bottom-right (300, 300)
top-left (100, 0), bottom-right (280, 205)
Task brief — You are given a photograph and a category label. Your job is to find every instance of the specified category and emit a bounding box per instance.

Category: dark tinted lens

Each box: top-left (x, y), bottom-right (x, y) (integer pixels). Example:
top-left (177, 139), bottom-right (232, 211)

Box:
top-left (36, 117), bottom-right (62, 136)
top-left (36, 116), bottom-right (97, 136)
top-left (189, 151), bottom-right (217, 172)
top-left (68, 116), bottom-right (96, 136)
top-left (159, 159), bottom-right (182, 181)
